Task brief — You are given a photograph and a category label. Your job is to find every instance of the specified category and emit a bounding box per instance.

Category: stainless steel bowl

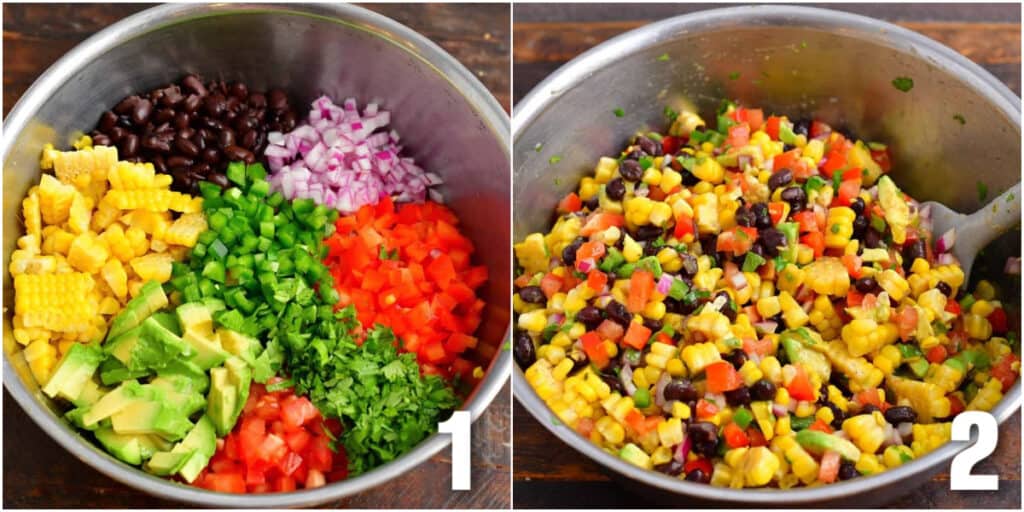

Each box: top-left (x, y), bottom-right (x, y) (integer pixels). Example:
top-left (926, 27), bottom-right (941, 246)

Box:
top-left (2, 3), bottom-right (510, 507)
top-left (513, 5), bottom-right (1020, 507)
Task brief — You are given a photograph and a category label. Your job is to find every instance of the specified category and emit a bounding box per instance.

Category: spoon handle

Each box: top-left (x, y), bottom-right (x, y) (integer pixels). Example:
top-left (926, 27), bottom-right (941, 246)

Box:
top-left (954, 182), bottom-right (1021, 261)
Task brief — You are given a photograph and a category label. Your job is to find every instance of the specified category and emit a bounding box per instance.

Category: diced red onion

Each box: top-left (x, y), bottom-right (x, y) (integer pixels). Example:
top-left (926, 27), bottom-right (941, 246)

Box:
top-left (1005, 257), bottom-right (1021, 275)
top-left (549, 313), bottom-right (565, 326)
top-left (674, 434), bottom-right (691, 463)
top-left (635, 185), bottom-right (650, 198)
top-left (729, 271), bottom-right (748, 290)
top-left (937, 252), bottom-right (956, 265)
top-left (772, 403), bottom-right (789, 417)
top-left (656, 273), bottom-right (675, 295)
top-left (577, 259), bottom-right (594, 273)
top-left (754, 321), bottom-right (778, 335)
top-left (897, 422), bottom-right (914, 438)
top-left (620, 363), bottom-right (638, 396)
top-left (265, 96), bottom-right (441, 213)
top-left (737, 154), bottom-right (752, 169)
top-left (654, 371), bottom-right (672, 407)
top-left (935, 228), bottom-right (956, 253)
top-left (834, 430), bottom-right (851, 441)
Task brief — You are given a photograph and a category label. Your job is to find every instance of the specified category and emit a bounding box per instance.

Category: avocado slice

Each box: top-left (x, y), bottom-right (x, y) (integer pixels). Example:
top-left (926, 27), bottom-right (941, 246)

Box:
top-left (99, 357), bottom-right (152, 386)
top-left (94, 426), bottom-right (143, 465)
top-left (224, 356), bottom-right (252, 423)
top-left (156, 359), bottom-right (209, 394)
top-left (176, 302), bottom-right (216, 337)
top-left (619, 442), bottom-right (653, 469)
top-left (206, 367), bottom-right (239, 437)
top-left (795, 429), bottom-right (862, 462)
top-left (150, 311), bottom-right (182, 336)
top-left (81, 380), bottom-right (142, 427)
top-left (218, 329), bottom-right (262, 367)
top-left (108, 384), bottom-right (194, 441)
top-left (181, 330), bottom-right (230, 370)
top-left (105, 317), bottom-right (194, 372)
top-left (146, 449), bottom-right (195, 476)
top-left (69, 378), bottom-right (108, 408)
top-left (42, 342), bottom-right (104, 401)
top-left (781, 330), bottom-right (832, 381)
top-left (170, 415), bottom-right (217, 483)
top-left (150, 375), bottom-right (207, 417)
top-left (65, 405), bottom-right (99, 431)
top-left (107, 281), bottom-right (169, 340)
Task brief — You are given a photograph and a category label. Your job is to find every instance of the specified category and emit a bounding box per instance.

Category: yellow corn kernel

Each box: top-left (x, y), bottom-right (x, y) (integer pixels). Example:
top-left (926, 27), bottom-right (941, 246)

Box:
top-left (693, 157), bottom-right (725, 184)
top-left (910, 258), bottom-right (930, 276)
top-left (681, 342), bottom-right (722, 374)
top-left (963, 314), bottom-right (992, 340)
top-left (777, 291), bottom-right (809, 328)
top-left (552, 358), bottom-right (575, 381)
top-left (855, 453), bottom-right (885, 475)
top-left (911, 422), bottom-right (952, 457)
top-left (843, 414), bottom-right (886, 454)
top-left (665, 357), bottom-right (686, 377)
top-left (760, 356), bottom-right (783, 384)
top-left (883, 445), bottom-right (915, 468)
top-left (877, 269), bottom-right (910, 301)
top-left (671, 401), bottom-right (691, 420)
top-left (24, 339), bottom-right (58, 385)
top-left (739, 360), bottom-right (764, 386)
top-left (657, 417), bottom-right (684, 447)
top-left (803, 257), bottom-right (850, 296)
top-left (777, 264), bottom-right (804, 295)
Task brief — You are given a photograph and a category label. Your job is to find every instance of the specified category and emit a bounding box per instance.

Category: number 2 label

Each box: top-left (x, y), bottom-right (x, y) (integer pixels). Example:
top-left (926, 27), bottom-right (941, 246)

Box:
top-left (950, 411), bottom-right (998, 491)
top-left (438, 410), bottom-right (471, 491)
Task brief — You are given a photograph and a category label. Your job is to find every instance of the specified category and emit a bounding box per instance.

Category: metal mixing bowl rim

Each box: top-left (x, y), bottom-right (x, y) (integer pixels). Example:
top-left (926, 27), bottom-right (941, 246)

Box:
top-left (2, 2), bottom-right (510, 507)
top-left (513, 4), bottom-right (1020, 504)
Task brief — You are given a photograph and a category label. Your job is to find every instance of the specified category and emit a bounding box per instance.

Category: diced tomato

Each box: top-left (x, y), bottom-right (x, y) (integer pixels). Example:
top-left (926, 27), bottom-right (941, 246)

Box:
top-left (684, 458), bottom-right (714, 476)
top-left (926, 344), bottom-right (948, 364)
top-left (768, 202), bottom-right (787, 226)
top-left (773, 149), bottom-right (813, 179)
top-left (820, 141), bottom-right (852, 178)
top-left (987, 307), bottom-right (1008, 334)
top-left (743, 337), bottom-right (774, 356)
top-left (580, 212), bottom-right (625, 237)
top-left (854, 388), bottom-right (883, 408)
top-left (595, 320), bottom-right (625, 342)
top-left (705, 361), bottom-right (743, 393)
top-left (581, 332), bottom-right (609, 368)
top-left (627, 270), bottom-right (654, 313)
top-left (841, 254), bottom-right (862, 279)
top-left (787, 366), bottom-right (816, 401)
top-left (695, 399), bottom-right (718, 420)
top-left (622, 322), bottom-right (653, 350)
top-left (792, 211), bottom-right (819, 233)
top-left (800, 231), bottom-right (825, 258)
top-left (747, 426), bottom-right (768, 447)
top-left (835, 176), bottom-right (862, 206)
top-left (809, 120), bottom-right (832, 139)
top-left (200, 473), bottom-right (247, 494)
top-left (717, 226), bottom-right (759, 256)
top-left (808, 419), bottom-right (833, 434)
top-left (662, 135), bottom-right (682, 155)
top-left (945, 300), bottom-right (961, 315)
top-left (625, 409), bottom-right (654, 435)
top-left (870, 147), bottom-right (892, 173)
top-left (895, 306), bottom-right (919, 341)
top-left (765, 116), bottom-right (783, 141)
top-left (990, 353), bottom-right (1020, 392)
top-left (557, 192), bottom-right (583, 213)
top-left (947, 394), bottom-right (965, 416)
top-left (587, 269), bottom-right (608, 291)
top-left (818, 450), bottom-right (840, 484)
top-left (723, 422), bottom-right (750, 448)
top-left (673, 214), bottom-right (696, 241)
top-left (576, 417), bottom-right (595, 438)
top-left (539, 273), bottom-right (564, 299)
top-left (575, 241), bottom-right (606, 269)
top-left (726, 123), bottom-right (751, 149)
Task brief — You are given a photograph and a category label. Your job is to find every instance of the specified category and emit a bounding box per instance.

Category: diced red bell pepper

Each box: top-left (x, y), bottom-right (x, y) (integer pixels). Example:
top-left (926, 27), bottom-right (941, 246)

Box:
top-left (787, 366), bottom-right (816, 401)
top-left (705, 361), bottom-right (743, 393)
top-left (926, 345), bottom-right (949, 364)
top-left (557, 192), bottom-right (583, 213)
top-left (580, 332), bottom-right (609, 368)
top-left (622, 322), bottom-right (652, 350)
top-left (987, 307), bottom-right (1008, 334)
top-left (627, 270), bottom-right (654, 313)
top-left (990, 353), bottom-right (1019, 392)
top-left (580, 212), bottom-right (625, 236)
top-left (792, 211), bottom-right (819, 233)
top-left (808, 419), bottom-right (833, 434)
top-left (768, 202), bottom-right (788, 226)
top-left (801, 231), bottom-right (825, 258)
top-left (726, 123), bottom-right (751, 149)
top-left (673, 213), bottom-right (696, 241)
top-left (695, 399), bottom-right (718, 419)
top-left (587, 269), bottom-right (608, 291)
top-left (765, 116), bottom-right (783, 141)
top-left (723, 422), bottom-right (750, 448)
top-left (684, 458), bottom-right (714, 476)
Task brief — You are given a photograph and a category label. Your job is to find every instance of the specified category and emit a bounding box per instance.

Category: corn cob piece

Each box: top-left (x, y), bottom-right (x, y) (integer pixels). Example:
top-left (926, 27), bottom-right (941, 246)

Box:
top-left (14, 273), bottom-right (97, 332)
top-left (887, 375), bottom-right (951, 422)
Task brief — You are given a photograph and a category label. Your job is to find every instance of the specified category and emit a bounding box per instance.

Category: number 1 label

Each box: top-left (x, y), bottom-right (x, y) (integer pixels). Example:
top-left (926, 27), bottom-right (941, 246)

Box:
top-left (438, 410), bottom-right (471, 490)
top-left (950, 411), bottom-right (998, 491)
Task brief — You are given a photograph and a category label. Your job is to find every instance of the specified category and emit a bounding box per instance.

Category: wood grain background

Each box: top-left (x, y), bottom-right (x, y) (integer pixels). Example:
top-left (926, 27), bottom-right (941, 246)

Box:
top-left (512, 3), bottom-right (1021, 509)
top-left (2, 2), bottom-right (510, 509)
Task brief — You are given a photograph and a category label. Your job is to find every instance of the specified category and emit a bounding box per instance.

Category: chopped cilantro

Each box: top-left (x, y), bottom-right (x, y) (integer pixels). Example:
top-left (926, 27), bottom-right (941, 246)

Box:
top-left (728, 71), bottom-right (741, 80)
top-left (891, 77), bottom-right (914, 92)
top-left (613, 107), bottom-right (625, 118)
top-left (639, 156), bottom-right (654, 169)
top-left (977, 181), bottom-right (988, 202)
top-left (664, 106), bottom-right (679, 121)
top-left (657, 52), bottom-right (670, 62)
top-left (534, 142), bottom-right (543, 152)
top-left (549, 155), bottom-right (562, 164)
top-left (953, 113), bottom-right (966, 125)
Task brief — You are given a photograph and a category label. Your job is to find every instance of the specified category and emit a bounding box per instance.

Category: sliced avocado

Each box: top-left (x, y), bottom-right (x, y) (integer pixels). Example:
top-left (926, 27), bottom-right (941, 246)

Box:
top-left (796, 429), bottom-right (862, 462)
top-left (206, 367), bottom-right (239, 437)
top-left (224, 356), bottom-right (252, 423)
top-left (156, 359), bottom-right (209, 394)
top-left (107, 281), bottom-right (168, 340)
top-left (81, 380), bottom-right (142, 427)
top-left (105, 317), bottom-right (193, 372)
top-left (99, 357), bottom-right (152, 386)
top-left (146, 449), bottom-right (194, 476)
top-left (42, 342), bottom-right (105, 401)
top-left (219, 329), bottom-right (262, 367)
top-left (176, 302), bottom-right (216, 337)
top-left (70, 378), bottom-right (107, 408)
top-left (150, 375), bottom-right (207, 417)
top-left (181, 329), bottom-right (230, 370)
top-left (619, 442), bottom-right (652, 469)
top-left (65, 405), bottom-right (98, 431)
top-left (110, 390), bottom-right (194, 441)
top-left (170, 415), bottom-right (218, 483)
top-left (781, 331), bottom-right (832, 381)
top-left (150, 311), bottom-right (182, 336)
top-left (94, 426), bottom-right (143, 465)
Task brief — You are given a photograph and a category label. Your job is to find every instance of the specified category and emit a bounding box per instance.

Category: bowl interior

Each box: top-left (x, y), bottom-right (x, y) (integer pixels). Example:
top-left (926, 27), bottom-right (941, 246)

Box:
top-left (514, 6), bottom-right (1019, 505)
top-left (3, 4), bottom-right (509, 505)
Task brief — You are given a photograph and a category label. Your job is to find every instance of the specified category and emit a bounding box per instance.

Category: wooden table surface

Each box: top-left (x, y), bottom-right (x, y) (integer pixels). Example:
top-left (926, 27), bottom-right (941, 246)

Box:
top-left (512, 3), bottom-right (1021, 509)
top-left (2, 3), bottom-right (510, 509)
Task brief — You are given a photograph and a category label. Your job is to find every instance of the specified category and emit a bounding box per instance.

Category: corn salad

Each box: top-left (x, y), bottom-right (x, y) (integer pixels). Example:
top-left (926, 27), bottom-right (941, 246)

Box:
top-left (513, 103), bottom-right (1020, 488)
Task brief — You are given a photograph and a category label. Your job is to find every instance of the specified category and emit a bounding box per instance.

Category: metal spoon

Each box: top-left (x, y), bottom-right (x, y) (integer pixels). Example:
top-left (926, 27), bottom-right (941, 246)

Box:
top-left (922, 182), bottom-right (1020, 283)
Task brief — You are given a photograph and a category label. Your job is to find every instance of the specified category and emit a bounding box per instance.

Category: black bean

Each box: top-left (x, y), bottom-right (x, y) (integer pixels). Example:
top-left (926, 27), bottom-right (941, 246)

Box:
top-left (91, 132), bottom-right (112, 146)
top-left (902, 239), bottom-right (926, 272)
top-left (793, 118), bottom-right (810, 137)
top-left (562, 237), bottom-right (585, 266)
top-left (268, 88), bottom-right (289, 111)
top-left (576, 306), bottom-right (603, 329)
top-left (582, 196), bottom-right (599, 212)
top-left (655, 459), bottom-right (685, 476)
top-left (606, 300), bottom-right (632, 326)
top-left (249, 92), bottom-right (267, 108)
top-left (152, 155), bottom-right (168, 174)
top-left (218, 128), bottom-right (236, 149)
top-left (191, 162), bottom-right (211, 176)
top-left (223, 144), bottom-right (254, 162)
top-left (838, 461), bottom-right (859, 480)
top-left (853, 215), bottom-right (869, 235)
top-left (633, 225), bottom-right (663, 241)
top-left (204, 94), bottom-right (227, 118)
top-left (827, 403), bottom-right (847, 430)
top-left (182, 74), bottom-right (208, 96)
top-left (519, 286), bottom-right (546, 304)
top-left (131, 99), bottom-right (152, 125)
top-left (619, 159), bottom-right (643, 182)
top-left (724, 386), bottom-right (752, 406)
top-left (725, 350), bottom-right (747, 369)
top-left (167, 155), bottom-right (194, 169)
top-left (230, 82), bottom-right (248, 100)
top-left (680, 253), bottom-right (699, 276)
top-left (643, 243), bottom-right (660, 257)
top-left (687, 422), bottom-right (718, 446)
top-left (883, 406), bottom-right (917, 425)
top-left (636, 135), bottom-right (662, 156)
top-left (735, 204), bottom-right (755, 227)
top-left (174, 136), bottom-right (200, 158)
top-left (120, 134), bottom-right (139, 158)
top-left (642, 317), bottom-right (663, 333)
top-left (513, 331), bottom-right (536, 369)
top-left (207, 172), bottom-right (230, 188)
top-left (114, 95), bottom-right (139, 115)
top-left (750, 379), bottom-right (776, 401)
top-left (752, 203), bottom-right (772, 229)
top-left (936, 281), bottom-right (953, 297)
top-left (855, 277), bottom-right (877, 293)
top-left (864, 228), bottom-right (884, 249)
top-left (716, 291), bottom-right (737, 322)
top-left (768, 168), bottom-right (793, 190)
top-left (569, 350), bottom-right (589, 373)
top-left (685, 468), bottom-right (711, 484)
top-left (860, 404), bottom-right (880, 415)
top-left (182, 94), bottom-right (202, 113)
top-left (759, 227), bottom-right (787, 257)
top-left (98, 111), bottom-right (118, 132)
top-left (606, 178), bottom-right (626, 200)
top-left (108, 126), bottom-right (127, 143)
top-left (664, 379), bottom-right (699, 402)
top-left (850, 197), bottom-right (866, 215)
top-left (240, 130), bottom-right (257, 150)
top-left (780, 186), bottom-right (807, 211)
